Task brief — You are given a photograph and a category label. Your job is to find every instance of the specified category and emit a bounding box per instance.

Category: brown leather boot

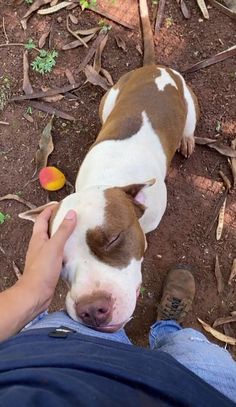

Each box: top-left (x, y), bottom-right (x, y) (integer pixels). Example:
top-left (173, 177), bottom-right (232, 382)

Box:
top-left (157, 265), bottom-right (196, 323)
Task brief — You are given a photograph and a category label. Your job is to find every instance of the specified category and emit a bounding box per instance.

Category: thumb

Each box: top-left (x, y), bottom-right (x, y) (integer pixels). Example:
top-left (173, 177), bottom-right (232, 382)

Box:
top-left (50, 210), bottom-right (77, 252)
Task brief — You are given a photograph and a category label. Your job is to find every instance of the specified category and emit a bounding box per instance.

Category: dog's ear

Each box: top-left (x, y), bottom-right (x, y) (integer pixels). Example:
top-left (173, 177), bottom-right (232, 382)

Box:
top-left (19, 201), bottom-right (58, 222)
top-left (121, 178), bottom-right (156, 218)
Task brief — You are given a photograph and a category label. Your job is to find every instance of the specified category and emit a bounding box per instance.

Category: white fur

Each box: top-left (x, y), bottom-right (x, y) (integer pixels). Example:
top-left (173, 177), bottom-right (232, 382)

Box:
top-left (102, 87), bottom-right (119, 124)
top-left (51, 189), bottom-right (142, 327)
top-left (172, 70), bottom-right (197, 138)
top-left (155, 68), bottom-right (177, 92)
top-left (76, 111), bottom-right (167, 233)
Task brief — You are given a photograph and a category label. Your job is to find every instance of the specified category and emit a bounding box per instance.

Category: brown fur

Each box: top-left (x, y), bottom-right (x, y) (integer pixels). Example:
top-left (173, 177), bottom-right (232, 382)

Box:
top-left (86, 187), bottom-right (145, 268)
top-left (94, 65), bottom-right (189, 165)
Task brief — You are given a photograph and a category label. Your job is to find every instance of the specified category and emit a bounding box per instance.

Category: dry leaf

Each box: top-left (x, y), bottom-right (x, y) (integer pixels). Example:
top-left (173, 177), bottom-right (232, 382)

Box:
top-left (29, 100), bottom-right (75, 121)
top-left (228, 258), bottom-right (236, 285)
top-left (223, 0), bottom-right (236, 10)
top-left (34, 116), bottom-right (54, 176)
top-left (0, 194), bottom-right (36, 209)
top-left (198, 318), bottom-right (236, 345)
top-left (180, 0), bottom-right (191, 18)
top-left (213, 314), bottom-right (236, 328)
top-left (195, 137), bottom-right (236, 158)
top-left (38, 30), bottom-right (51, 48)
top-left (196, 0), bottom-right (209, 18)
top-left (62, 33), bottom-right (95, 50)
top-left (115, 34), bottom-right (127, 52)
top-left (65, 68), bottom-right (75, 85)
top-left (69, 13), bottom-right (79, 24)
top-left (230, 138), bottom-right (236, 188)
top-left (84, 65), bottom-right (110, 90)
top-left (12, 261), bottom-right (22, 280)
top-left (195, 137), bottom-right (217, 145)
top-left (21, 0), bottom-right (52, 30)
top-left (41, 86), bottom-right (64, 102)
top-left (93, 34), bottom-right (108, 73)
top-left (216, 197), bottom-right (226, 240)
top-left (37, 1), bottom-right (71, 14)
top-left (76, 31), bottom-right (107, 74)
top-left (183, 45), bottom-right (236, 73)
top-left (23, 113), bottom-right (34, 123)
top-left (10, 82), bottom-right (82, 102)
top-left (100, 68), bottom-right (114, 86)
top-left (219, 170), bottom-right (231, 191)
top-left (214, 254), bottom-right (225, 292)
top-left (155, 0), bottom-right (166, 33)
top-left (23, 51), bottom-right (33, 95)
top-left (208, 0), bottom-right (236, 19)
top-left (74, 27), bottom-right (100, 36)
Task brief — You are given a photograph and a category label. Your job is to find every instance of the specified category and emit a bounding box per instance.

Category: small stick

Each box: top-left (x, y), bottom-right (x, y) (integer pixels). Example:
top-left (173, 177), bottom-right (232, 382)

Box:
top-left (2, 17), bottom-right (9, 44)
top-left (12, 261), bottom-right (22, 280)
top-left (216, 196), bottom-right (227, 240)
top-left (0, 121), bottom-right (9, 125)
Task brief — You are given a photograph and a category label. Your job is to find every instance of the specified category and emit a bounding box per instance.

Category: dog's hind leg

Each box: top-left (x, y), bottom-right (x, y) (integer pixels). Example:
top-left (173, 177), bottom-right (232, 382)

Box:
top-left (180, 84), bottom-right (199, 158)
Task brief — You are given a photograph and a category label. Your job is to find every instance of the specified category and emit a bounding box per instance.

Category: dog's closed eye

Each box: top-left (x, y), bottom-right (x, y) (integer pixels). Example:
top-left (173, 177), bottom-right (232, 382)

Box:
top-left (106, 232), bottom-right (123, 250)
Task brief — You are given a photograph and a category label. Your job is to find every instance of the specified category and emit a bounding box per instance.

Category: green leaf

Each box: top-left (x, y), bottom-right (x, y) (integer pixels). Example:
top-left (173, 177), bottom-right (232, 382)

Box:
top-left (31, 50), bottom-right (58, 75)
top-left (25, 38), bottom-right (36, 50)
top-left (0, 212), bottom-right (10, 225)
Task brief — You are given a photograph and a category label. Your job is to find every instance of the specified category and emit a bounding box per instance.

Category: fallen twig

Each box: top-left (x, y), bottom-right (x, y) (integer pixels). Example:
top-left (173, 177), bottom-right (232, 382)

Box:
top-left (183, 45), bottom-right (236, 74)
top-left (0, 194), bottom-right (36, 209)
top-left (214, 254), bottom-right (225, 292)
top-left (66, 15), bottom-right (88, 48)
top-left (198, 318), bottom-right (236, 345)
top-left (0, 121), bottom-right (9, 125)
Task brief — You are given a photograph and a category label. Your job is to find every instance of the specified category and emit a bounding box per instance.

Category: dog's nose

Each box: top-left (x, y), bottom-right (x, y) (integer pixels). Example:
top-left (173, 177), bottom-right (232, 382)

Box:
top-left (76, 296), bottom-right (112, 327)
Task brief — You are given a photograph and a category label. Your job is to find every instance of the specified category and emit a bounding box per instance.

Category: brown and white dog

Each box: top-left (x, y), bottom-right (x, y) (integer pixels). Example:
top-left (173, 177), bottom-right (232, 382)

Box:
top-left (20, 0), bottom-right (199, 332)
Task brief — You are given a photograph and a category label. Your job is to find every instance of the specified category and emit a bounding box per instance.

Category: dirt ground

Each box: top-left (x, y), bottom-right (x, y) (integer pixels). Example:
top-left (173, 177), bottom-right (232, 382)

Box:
top-left (0, 0), bottom-right (235, 354)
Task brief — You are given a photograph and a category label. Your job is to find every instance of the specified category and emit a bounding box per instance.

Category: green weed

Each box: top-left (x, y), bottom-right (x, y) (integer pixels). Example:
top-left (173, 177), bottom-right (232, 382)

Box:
top-left (80, 0), bottom-right (97, 10)
top-left (0, 212), bottom-right (10, 225)
top-left (165, 17), bottom-right (173, 28)
top-left (98, 19), bottom-right (112, 33)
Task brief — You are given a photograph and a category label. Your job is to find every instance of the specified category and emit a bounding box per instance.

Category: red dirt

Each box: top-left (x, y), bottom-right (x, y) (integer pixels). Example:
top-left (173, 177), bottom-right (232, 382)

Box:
top-left (0, 0), bottom-right (235, 355)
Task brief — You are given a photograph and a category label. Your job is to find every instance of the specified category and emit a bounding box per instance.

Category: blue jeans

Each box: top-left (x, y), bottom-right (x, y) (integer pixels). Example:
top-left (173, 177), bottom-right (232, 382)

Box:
top-left (25, 311), bottom-right (236, 402)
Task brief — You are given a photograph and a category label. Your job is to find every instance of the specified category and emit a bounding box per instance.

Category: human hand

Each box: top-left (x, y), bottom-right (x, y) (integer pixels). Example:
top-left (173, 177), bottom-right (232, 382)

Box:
top-left (20, 206), bottom-right (77, 314)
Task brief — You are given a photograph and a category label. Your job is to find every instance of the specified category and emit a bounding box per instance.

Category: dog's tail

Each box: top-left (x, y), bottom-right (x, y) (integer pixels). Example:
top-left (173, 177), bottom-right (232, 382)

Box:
top-left (139, 0), bottom-right (155, 65)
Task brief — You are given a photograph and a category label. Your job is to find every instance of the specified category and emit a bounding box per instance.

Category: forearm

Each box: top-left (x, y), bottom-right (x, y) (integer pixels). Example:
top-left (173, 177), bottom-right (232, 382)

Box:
top-left (0, 280), bottom-right (41, 342)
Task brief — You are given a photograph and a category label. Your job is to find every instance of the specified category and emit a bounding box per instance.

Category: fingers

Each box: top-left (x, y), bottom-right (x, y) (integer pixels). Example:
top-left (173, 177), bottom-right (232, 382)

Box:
top-left (32, 207), bottom-right (54, 238)
top-left (49, 210), bottom-right (77, 252)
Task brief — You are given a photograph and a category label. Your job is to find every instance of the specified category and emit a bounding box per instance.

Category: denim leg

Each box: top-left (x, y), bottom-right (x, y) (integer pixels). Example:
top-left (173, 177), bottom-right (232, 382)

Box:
top-left (24, 311), bottom-right (132, 345)
top-left (149, 320), bottom-right (236, 403)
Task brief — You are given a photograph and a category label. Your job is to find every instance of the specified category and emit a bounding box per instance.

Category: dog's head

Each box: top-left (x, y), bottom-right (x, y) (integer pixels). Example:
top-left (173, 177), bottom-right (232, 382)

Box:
top-left (20, 179), bottom-right (155, 332)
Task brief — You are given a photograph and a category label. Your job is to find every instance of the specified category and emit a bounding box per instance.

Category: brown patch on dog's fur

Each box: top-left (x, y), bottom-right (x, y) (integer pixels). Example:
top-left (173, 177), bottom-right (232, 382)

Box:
top-left (93, 65), bottom-right (196, 166)
top-left (86, 187), bottom-right (145, 268)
